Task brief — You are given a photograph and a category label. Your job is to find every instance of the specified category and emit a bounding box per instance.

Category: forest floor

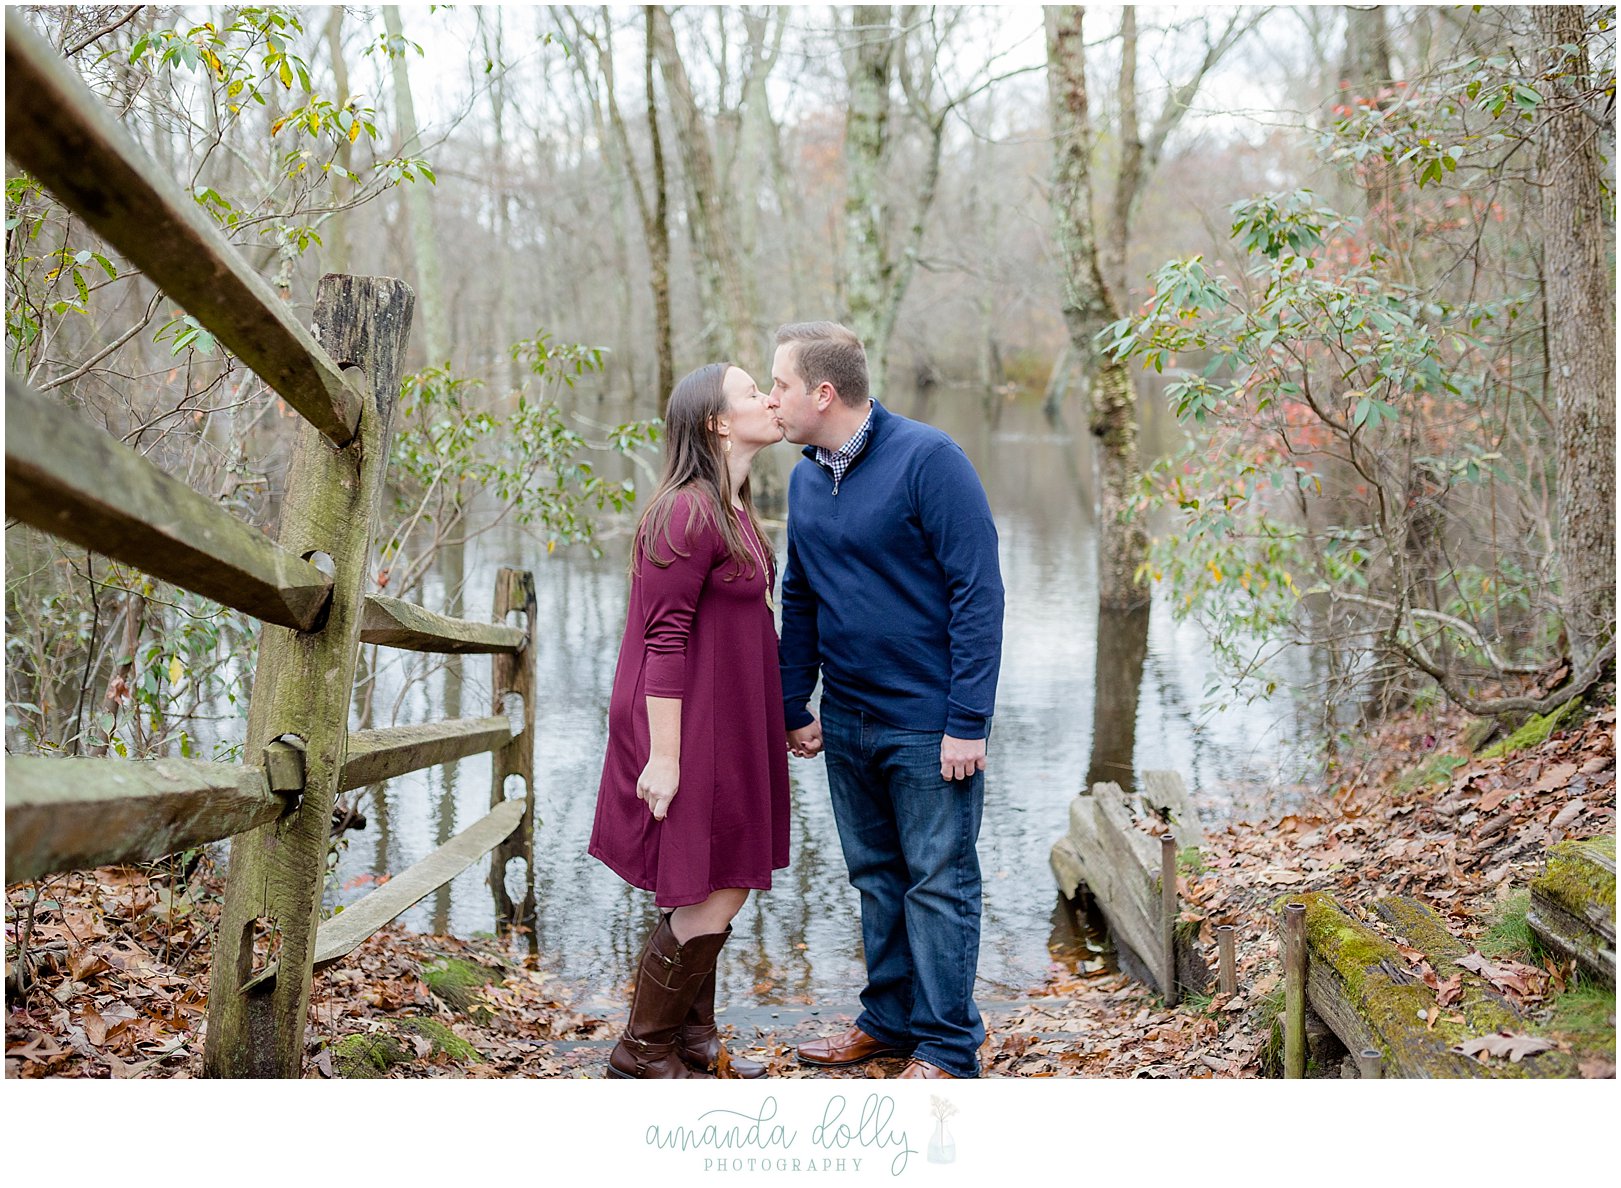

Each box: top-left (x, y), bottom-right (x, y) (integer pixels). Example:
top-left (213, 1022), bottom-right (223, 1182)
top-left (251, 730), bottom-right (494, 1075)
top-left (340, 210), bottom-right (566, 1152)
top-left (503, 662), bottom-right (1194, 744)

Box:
top-left (6, 685), bottom-right (1616, 1080)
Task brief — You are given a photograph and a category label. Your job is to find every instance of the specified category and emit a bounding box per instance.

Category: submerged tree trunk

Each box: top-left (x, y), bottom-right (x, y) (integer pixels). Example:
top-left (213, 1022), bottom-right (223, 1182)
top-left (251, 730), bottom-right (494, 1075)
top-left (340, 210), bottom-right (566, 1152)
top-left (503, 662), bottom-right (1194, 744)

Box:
top-left (1536, 5), bottom-right (1617, 669)
top-left (1045, 6), bottom-right (1148, 611)
top-left (1085, 604), bottom-right (1151, 797)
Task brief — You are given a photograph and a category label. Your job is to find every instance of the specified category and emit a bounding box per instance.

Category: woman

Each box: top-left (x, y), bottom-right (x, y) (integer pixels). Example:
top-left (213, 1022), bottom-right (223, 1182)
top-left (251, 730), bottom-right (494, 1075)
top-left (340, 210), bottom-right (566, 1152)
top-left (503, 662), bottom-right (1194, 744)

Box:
top-left (589, 362), bottom-right (790, 1079)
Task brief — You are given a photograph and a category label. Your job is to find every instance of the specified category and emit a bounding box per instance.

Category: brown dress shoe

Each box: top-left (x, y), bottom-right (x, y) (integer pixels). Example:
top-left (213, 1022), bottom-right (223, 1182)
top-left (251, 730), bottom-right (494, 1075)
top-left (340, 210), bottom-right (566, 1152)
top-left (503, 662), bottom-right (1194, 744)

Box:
top-left (797, 1025), bottom-right (910, 1067)
top-left (895, 1059), bottom-right (958, 1079)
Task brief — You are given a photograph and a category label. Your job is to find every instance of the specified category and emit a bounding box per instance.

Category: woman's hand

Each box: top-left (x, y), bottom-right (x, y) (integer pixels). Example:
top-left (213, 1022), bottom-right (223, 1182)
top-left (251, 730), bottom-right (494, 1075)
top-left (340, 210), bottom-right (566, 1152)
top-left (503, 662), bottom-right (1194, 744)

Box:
top-left (637, 754), bottom-right (680, 821)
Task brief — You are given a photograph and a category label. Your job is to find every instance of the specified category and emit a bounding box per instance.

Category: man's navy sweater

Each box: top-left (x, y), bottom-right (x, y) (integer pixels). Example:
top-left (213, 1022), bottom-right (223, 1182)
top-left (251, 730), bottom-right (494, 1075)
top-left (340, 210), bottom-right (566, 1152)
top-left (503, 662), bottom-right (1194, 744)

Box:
top-left (779, 399), bottom-right (1004, 739)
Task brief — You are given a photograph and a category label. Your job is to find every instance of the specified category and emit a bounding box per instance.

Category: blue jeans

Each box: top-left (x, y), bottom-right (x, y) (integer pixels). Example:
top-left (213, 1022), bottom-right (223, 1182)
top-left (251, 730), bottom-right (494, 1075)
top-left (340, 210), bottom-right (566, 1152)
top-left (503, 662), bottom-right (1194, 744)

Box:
top-left (820, 695), bottom-right (985, 1078)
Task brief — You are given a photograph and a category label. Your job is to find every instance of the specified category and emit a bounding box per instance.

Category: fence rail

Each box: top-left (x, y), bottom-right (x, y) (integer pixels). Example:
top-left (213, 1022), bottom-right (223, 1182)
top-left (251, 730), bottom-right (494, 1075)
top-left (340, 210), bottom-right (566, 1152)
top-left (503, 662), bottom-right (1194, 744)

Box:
top-left (4, 14), bottom-right (541, 1079)
top-left (361, 594), bottom-right (529, 653)
top-left (5, 377), bottom-right (336, 631)
top-left (3, 11), bottom-right (363, 446)
top-left (341, 714), bottom-right (523, 792)
top-left (5, 752), bottom-right (296, 883)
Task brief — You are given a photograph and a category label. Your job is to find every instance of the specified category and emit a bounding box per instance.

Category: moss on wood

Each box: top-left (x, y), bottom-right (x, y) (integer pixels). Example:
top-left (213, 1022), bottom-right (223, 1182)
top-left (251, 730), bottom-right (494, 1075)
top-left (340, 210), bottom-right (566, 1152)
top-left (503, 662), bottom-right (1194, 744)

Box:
top-left (1533, 835), bottom-right (1617, 919)
top-left (1273, 892), bottom-right (1579, 1077)
top-left (1476, 699), bottom-right (1582, 761)
top-left (1529, 834), bottom-right (1616, 987)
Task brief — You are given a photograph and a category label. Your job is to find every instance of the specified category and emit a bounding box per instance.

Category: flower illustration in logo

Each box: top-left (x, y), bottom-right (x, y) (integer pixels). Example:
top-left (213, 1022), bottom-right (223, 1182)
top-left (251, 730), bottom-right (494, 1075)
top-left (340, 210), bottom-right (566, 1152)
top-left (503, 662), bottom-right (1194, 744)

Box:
top-left (927, 1095), bottom-right (957, 1164)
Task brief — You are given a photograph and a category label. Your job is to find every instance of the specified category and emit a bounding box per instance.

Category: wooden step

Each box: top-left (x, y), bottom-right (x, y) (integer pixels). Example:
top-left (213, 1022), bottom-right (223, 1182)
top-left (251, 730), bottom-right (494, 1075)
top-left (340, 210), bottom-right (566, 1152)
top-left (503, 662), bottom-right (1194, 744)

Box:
top-left (1281, 891), bottom-right (1579, 1078)
top-left (1528, 834), bottom-right (1616, 987)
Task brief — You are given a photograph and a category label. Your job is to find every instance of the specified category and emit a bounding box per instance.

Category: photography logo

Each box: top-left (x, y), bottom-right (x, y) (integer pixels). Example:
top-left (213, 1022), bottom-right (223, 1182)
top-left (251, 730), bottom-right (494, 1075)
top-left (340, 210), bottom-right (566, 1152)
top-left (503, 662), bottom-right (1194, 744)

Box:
top-left (926, 1095), bottom-right (957, 1165)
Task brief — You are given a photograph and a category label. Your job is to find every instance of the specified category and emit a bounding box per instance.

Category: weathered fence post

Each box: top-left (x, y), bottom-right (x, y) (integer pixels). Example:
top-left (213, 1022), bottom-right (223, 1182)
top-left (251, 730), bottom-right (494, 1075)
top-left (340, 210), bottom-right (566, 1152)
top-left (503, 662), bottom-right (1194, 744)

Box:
top-left (1283, 901), bottom-right (1307, 1079)
top-left (490, 567), bottom-right (537, 927)
top-left (204, 274), bottom-right (414, 1078)
top-left (1160, 832), bottom-right (1178, 1006)
top-left (1217, 923), bottom-right (1237, 996)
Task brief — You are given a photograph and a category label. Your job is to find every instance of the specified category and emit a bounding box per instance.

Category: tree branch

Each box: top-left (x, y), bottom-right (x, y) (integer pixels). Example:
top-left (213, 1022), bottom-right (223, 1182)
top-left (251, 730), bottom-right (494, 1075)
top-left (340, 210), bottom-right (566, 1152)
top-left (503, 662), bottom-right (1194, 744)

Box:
top-left (64, 6), bottom-right (142, 58)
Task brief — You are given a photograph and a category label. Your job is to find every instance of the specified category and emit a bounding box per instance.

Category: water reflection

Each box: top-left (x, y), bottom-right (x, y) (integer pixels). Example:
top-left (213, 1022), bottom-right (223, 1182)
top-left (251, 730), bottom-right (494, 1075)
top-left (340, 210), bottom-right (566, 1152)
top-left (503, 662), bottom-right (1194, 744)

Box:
top-left (329, 390), bottom-right (1326, 1008)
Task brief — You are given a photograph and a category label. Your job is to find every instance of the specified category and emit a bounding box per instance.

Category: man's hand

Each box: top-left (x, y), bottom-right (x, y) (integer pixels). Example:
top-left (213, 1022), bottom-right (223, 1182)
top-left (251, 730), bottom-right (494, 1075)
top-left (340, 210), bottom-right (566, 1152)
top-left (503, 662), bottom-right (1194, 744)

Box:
top-left (787, 716), bottom-right (824, 759)
top-left (940, 734), bottom-right (986, 782)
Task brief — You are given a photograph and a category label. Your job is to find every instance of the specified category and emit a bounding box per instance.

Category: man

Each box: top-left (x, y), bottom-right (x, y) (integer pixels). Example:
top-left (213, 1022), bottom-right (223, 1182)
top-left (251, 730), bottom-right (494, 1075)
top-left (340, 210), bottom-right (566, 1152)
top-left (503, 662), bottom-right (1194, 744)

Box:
top-left (771, 321), bottom-right (1004, 1080)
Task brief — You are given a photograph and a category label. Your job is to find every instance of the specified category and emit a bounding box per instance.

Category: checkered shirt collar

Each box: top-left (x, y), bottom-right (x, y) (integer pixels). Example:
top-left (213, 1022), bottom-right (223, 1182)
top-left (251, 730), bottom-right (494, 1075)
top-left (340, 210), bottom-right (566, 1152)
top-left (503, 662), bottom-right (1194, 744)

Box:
top-left (813, 401), bottom-right (875, 489)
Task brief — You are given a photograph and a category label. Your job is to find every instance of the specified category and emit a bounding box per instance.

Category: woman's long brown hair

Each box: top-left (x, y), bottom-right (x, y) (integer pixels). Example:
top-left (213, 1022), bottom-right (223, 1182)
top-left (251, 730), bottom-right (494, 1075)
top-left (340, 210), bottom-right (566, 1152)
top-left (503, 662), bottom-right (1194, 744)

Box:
top-left (633, 362), bottom-right (772, 583)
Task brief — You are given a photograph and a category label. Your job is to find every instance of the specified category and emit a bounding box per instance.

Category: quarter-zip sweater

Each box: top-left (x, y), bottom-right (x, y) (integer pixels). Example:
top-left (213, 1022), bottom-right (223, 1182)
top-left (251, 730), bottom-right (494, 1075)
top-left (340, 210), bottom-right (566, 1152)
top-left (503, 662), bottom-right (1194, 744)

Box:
top-left (779, 399), bottom-right (1004, 738)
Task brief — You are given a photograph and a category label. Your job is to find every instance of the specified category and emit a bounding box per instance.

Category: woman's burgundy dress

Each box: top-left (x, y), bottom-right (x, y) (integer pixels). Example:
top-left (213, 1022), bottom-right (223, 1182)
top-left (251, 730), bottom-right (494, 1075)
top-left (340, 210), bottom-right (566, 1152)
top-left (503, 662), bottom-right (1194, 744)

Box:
top-left (589, 490), bottom-right (791, 907)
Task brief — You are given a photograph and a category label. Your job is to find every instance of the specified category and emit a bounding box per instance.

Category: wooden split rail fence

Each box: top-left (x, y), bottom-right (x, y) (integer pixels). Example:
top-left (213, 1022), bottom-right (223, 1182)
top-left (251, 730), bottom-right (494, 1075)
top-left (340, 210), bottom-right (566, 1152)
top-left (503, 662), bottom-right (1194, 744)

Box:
top-left (3, 13), bottom-right (537, 1077)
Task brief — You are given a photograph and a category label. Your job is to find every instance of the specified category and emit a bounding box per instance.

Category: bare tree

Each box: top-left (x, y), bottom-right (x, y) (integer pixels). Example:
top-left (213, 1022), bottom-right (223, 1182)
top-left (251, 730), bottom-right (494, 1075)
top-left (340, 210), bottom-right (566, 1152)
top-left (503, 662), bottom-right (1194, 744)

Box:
top-left (1536, 5), bottom-right (1617, 670)
top-left (383, 5), bottom-right (450, 365)
top-left (649, 5), bottom-right (755, 361)
top-left (1046, 5), bottom-right (1146, 612)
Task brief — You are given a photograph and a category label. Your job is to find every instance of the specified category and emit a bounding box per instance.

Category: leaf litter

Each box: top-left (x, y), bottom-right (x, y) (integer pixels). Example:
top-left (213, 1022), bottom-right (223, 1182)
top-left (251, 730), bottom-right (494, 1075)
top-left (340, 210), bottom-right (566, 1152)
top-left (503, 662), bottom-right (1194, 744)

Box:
top-left (6, 696), bottom-right (1614, 1079)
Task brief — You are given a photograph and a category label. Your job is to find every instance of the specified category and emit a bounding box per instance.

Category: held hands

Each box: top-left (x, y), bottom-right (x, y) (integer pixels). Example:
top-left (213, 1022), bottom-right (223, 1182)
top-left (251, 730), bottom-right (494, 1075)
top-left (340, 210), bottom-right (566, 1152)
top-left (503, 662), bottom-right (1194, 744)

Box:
top-left (940, 734), bottom-right (987, 782)
top-left (637, 754), bottom-right (680, 821)
top-left (787, 716), bottom-right (824, 759)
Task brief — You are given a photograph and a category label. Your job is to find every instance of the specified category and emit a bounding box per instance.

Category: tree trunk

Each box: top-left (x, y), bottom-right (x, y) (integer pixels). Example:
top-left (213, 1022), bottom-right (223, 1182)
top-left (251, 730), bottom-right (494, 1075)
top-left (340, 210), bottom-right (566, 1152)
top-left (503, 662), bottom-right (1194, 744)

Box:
top-left (1104, 6), bottom-right (1140, 312)
top-left (1045, 6), bottom-right (1148, 611)
top-left (1536, 5), bottom-right (1617, 668)
top-left (649, 5), bottom-right (753, 362)
top-left (842, 5), bottom-right (896, 398)
top-left (478, 9), bottom-right (520, 390)
top-left (382, 5), bottom-right (450, 367)
top-left (645, 6), bottom-right (674, 413)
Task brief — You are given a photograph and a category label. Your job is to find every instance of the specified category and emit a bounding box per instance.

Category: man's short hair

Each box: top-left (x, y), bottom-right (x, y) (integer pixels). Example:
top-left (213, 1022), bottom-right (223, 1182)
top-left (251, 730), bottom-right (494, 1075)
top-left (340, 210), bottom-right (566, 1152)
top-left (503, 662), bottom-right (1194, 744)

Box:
top-left (775, 321), bottom-right (869, 407)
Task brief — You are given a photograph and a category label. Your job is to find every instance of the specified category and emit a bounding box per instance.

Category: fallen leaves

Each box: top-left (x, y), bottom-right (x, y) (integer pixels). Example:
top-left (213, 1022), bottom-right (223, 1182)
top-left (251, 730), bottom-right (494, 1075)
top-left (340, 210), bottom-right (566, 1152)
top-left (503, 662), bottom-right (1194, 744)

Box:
top-left (1455, 952), bottom-right (1549, 1003)
top-left (1453, 1032), bottom-right (1558, 1064)
top-left (6, 694), bottom-right (1613, 1082)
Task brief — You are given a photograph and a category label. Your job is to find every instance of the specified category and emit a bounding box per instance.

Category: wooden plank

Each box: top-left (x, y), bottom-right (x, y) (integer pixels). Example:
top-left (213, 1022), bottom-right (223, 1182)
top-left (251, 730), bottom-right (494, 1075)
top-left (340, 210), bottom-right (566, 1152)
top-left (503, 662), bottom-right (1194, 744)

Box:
top-left (312, 798), bottom-right (526, 968)
top-left (1063, 785), bottom-right (1210, 998)
top-left (205, 274), bottom-right (414, 1079)
top-left (3, 13), bottom-right (362, 446)
top-left (360, 594), bottom-right (527, 654)
top-left (1091, 781), bottom-right (1161, 879)
top-left (341, 716), bottom-right (519, 791)
top-left (489, 568), bottom-right (538, 924)
top-left (1286, 891), bottom-right (1579, 1078)
top-left (5, 755), bottom-right (284, 883)
top-left (5, 377), bottom-right (333, 631)
top-left (1066, 791), bottom-right (1162, 979)
top-left (1140, 770), bottom-right (1207, 851)
top-left (1528, 894), bottom-right (1617, 988)
top-left (1527, 834), bottom-right (1616, 987)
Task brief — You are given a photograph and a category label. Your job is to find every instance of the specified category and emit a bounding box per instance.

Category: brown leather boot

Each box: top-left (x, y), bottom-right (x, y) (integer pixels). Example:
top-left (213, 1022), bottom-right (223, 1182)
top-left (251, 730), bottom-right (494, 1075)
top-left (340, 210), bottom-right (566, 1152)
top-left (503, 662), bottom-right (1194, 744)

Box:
top-left (677, 928), bottom-right (766, 1079)
top-left (607, 915), bottom-right (729, 1079)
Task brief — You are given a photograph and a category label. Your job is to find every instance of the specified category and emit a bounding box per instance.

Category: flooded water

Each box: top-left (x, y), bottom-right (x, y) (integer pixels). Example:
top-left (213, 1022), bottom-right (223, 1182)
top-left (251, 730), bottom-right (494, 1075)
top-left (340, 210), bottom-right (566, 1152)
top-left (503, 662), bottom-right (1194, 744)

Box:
top-left (329, 389), bottom-right (1327, 1011)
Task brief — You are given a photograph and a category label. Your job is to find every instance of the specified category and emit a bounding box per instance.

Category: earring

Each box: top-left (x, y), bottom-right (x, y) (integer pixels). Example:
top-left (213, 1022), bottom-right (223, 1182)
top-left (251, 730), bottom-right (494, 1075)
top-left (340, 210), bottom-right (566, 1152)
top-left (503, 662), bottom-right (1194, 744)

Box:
top-left (724, 439), bottom-right (733, 454)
